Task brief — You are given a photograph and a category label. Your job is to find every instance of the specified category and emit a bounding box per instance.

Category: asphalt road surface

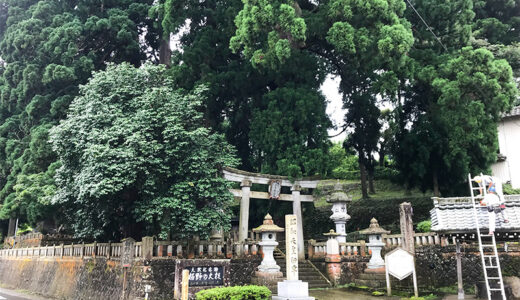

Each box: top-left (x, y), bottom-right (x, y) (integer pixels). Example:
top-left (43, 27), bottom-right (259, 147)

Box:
top-left (0, 288), bottom-right (50, 300)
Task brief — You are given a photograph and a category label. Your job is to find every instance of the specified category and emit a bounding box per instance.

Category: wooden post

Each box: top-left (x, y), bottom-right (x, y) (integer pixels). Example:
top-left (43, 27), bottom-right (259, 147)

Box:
top-left (181, 269), bottom-right (190, 300)
top-left (412, 265), bottom-right (419, 298)
top-left (121, 267), bottom-right (127, 300)
top-left (456, 240), bottom-right (464, 299)
top-left (399, 202), bottom-right (415, 254)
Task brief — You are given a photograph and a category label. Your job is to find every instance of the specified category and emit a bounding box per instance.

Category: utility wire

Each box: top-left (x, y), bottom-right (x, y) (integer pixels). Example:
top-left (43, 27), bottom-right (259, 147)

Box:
top-left (404, 0), bottom-right (448, 52)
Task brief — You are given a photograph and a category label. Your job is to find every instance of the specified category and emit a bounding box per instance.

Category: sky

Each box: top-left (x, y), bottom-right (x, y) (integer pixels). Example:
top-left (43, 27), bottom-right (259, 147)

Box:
top-left (321, 75), bottom-right (347, 142)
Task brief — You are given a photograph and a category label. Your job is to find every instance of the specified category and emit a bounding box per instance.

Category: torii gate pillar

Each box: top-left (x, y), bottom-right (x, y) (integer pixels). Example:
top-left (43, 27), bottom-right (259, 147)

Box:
top-left (292, 184), bottom-right (305, 260)
top-left (239, 179), bottom-right (252, 242)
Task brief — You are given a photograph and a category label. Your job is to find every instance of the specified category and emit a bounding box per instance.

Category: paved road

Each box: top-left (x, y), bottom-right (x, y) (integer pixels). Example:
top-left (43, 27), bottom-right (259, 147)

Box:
top-left (0, 288), bottom-right (50, 300)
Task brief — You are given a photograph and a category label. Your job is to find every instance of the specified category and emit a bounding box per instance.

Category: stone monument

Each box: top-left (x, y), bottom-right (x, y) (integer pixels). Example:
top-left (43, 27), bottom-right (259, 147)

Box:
top-left (273, 215), bottom-right (315, 300)
top-left (251, 214), bottom-right (284, 292)
top-left (327, 182), bottom-right (352, 243)
top-left (359, 218), bottom-right (390, 269)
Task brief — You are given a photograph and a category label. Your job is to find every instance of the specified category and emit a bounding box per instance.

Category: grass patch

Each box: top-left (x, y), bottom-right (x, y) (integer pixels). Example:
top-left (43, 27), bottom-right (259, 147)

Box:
top-left (313, 179), bottom-right (432, 207)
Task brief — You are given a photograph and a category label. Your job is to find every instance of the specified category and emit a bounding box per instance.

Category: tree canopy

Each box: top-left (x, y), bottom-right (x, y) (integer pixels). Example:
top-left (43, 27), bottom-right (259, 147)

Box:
top-left (0, 0), bottom-right (156, 226)
top-left (50, 63), bottom-right (238, 240)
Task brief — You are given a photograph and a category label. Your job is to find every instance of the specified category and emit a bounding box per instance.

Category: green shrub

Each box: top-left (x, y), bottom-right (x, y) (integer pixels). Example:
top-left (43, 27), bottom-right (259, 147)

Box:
top-left (416, 220), bottom-right (432, 232)
top-left (503, 183), bottom-right (520, 195)
top-left (195, 285), bottom-right (271, 300)
top-left (374, 166), bottom-right (400, 181)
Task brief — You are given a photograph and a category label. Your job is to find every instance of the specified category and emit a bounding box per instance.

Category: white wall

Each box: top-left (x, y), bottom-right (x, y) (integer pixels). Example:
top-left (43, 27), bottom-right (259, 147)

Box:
top-left (492, 116), bottom-right (520, 189)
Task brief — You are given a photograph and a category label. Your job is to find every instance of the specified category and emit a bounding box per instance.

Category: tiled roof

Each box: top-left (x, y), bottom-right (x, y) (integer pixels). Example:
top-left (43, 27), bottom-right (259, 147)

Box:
top-left (504, 106), bottom-right (520, 118)
top-left (430, 195), bottom-right (520, 233)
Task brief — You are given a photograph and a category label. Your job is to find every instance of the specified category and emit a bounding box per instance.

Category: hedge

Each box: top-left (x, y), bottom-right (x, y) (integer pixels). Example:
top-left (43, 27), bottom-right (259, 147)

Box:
top-left (195, 285), bottom-right (271, 300)
top-left (346, 196), bottom-right (434, 233)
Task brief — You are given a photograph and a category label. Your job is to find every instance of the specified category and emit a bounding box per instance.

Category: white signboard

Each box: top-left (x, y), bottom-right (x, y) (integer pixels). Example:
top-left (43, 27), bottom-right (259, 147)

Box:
top-left (386, 248), bottom-right (414, 280)
top-left (285, 215), bottom-right (299, 281)
top-left (385, 247), bottom-right (418, 297)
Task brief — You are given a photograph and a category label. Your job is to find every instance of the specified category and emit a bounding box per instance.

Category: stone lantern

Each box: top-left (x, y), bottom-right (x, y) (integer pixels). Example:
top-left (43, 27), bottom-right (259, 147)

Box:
top-left (327, 182), bottom-right (352, 243)
top-left (253, 214), bottom-right (285, 274)
top-left (359, 218), bottom-right (390, 269)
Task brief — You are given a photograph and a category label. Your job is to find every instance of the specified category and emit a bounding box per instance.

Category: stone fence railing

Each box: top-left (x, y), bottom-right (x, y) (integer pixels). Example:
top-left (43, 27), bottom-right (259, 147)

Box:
top-left (0, 237), bottom-right (260, 260)
top-left (308, 232), bottom-right (447, 259)
top-left (153, 240), bottom-right (260, 259)
top-left (0, 241), bottom-right (142, 259)
top-left (308, 239), bottom-right (367, 259)
top-left (383, 232), bottom-right (442, 247)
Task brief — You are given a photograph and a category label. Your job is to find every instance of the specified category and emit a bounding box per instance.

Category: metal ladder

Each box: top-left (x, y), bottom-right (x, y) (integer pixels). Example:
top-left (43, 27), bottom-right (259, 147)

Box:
top-left (468, 173), bottom-right (506, 300)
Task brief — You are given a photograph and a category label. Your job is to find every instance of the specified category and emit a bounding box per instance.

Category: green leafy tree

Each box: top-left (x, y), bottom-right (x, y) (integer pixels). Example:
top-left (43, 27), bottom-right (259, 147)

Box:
top-left (0, 0), bottom-right (156, 228)
top-left (162, 0), bottom-right (332, 176)
top-left (50, 63), bottom-right (238, 240)
top-left (393, 0), bottom-right (518, 195)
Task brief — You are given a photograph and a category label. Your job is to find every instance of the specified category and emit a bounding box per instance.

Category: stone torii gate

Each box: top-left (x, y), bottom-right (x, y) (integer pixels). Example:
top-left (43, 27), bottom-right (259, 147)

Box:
top-left (222, 167), bottom-right (320, 259)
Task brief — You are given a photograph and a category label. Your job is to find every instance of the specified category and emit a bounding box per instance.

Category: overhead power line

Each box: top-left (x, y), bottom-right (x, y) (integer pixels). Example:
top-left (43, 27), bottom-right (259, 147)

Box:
top-left (404, 0), bottom-right (448, 52)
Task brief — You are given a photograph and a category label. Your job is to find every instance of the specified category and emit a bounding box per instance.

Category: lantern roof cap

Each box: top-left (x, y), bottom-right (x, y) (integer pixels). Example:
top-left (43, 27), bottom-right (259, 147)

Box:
top-left (253, 214), bottom-right (284, 233)
top-left (327, 181), bottom-right (352, 203)
top-left (359, 218), bottom-right (390, 235)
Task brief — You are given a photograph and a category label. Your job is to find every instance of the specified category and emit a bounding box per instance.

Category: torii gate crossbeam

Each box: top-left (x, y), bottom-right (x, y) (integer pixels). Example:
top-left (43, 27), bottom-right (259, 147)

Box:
top-left (222, 167), bottom-right (320, 259)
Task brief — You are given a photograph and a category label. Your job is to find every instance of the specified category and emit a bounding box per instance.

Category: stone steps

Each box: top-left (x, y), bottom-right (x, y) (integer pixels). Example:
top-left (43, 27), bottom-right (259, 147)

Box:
top-left (275, 258), bottom-right (331, 289)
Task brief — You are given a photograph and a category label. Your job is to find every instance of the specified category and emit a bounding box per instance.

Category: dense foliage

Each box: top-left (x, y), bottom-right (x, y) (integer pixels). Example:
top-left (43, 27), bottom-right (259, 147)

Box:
top-left (392, 0), bottom-right (518, 196)
top-left (50, 64), bottom-right (238, 240)
top-left (230, 0), bottom-right (415, 197)
top-left (0, 0), bottom-right (518, 238)
top-left (162, 0), bottom-right (332, 177)
top-left (0, 0), bottom-right (156, 227)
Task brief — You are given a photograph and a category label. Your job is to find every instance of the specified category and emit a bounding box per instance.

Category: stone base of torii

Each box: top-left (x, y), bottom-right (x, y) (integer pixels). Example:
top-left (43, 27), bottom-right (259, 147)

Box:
top-left (222, 167), bottom-right (321, 260)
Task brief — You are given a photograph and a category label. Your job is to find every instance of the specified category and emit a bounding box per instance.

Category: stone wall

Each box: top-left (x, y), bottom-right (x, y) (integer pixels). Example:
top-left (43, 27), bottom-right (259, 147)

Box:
top-left (311, 245), bottom-right (520, 291)
top-left (311, 256), bottom-right (368, 285)
top-left (415, 245), bottom-right (520, 290)
top-left (230, 258), bottom-right (261, 285)
top-left (0, 256), bottom-right (261, 299)
top-left (0, 257), bottom-right (143, 299)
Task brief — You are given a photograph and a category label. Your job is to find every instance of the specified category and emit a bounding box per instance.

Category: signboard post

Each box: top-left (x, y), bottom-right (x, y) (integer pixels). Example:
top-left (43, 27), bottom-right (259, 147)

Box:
top-left (181, 270), bottom-right (189, 300)
top-left (385, 248), bottom-right (418, 297)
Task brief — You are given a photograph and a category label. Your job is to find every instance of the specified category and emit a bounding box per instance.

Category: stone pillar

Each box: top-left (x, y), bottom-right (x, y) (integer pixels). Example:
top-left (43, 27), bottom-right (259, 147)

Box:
top-left (273, 215), bottom-right (314, 300)
top-left (142, 236), bottom-right (154, 259)
top-left (292, 184), bottom-right (305, 260)
top-left (239, 179), bottom-right (252, 242)
top-left (325, 235), bottom-right (341, 285)
top-left (399, 202), bottom-right (415, 254)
